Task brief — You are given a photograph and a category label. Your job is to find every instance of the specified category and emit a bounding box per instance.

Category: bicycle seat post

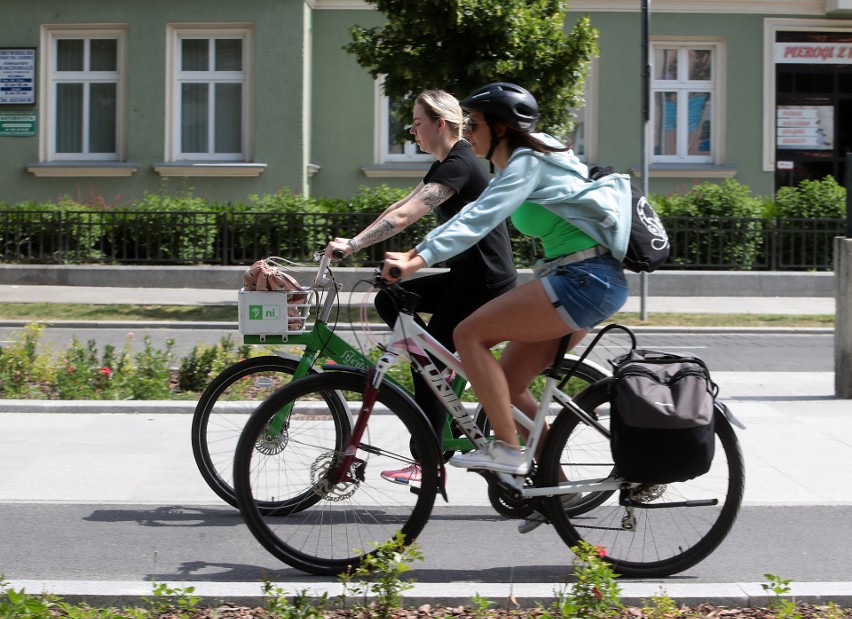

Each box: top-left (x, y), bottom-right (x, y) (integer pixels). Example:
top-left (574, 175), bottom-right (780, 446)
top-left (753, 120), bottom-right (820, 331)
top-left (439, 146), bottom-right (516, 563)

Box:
top-left (545, 335), bottom-right (573, 379)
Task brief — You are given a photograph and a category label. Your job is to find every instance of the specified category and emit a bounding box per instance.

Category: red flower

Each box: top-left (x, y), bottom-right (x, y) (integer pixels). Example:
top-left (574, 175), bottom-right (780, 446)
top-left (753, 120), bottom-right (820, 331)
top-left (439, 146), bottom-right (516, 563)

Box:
top-left (595, 545), bottom-right (607, 557)
top-left (100, 367), bottom-right (112, 376)
top-left (593, 586), bottom-right (603, 599)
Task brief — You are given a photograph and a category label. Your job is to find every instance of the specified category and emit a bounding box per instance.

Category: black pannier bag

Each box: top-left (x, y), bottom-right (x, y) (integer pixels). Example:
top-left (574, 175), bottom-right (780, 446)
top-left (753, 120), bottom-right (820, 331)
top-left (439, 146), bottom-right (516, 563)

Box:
top-left (608, 349), bottom-right (718, 484)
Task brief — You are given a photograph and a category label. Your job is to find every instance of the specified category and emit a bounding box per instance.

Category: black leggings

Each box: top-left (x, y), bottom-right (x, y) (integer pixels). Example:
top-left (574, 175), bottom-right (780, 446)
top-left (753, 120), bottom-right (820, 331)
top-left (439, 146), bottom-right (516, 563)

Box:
top-left (374, 270), bottom-right (515, 436)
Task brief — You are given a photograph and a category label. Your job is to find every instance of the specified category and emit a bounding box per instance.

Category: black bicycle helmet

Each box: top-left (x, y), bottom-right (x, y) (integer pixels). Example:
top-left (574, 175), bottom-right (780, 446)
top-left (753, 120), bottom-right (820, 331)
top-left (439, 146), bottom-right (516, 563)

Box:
top-left (460, 82), bottom-right (539, 132)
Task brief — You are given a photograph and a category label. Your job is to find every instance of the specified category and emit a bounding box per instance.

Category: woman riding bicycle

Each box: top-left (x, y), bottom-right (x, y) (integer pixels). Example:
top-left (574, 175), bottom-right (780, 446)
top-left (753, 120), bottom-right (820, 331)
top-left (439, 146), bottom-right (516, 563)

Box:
top-left (382, 82), bottom-right (633, 528)
top-left (325, 89), bottom-right (517, 486)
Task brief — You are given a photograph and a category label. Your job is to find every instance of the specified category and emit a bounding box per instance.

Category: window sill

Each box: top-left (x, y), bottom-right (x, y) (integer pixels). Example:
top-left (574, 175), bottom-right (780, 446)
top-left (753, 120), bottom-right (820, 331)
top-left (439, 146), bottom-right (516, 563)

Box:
top-left (153, 162), bottom-right (267, 177)
top-left (361, 162), bottom-right (431, 179)
top-left (27, 163), bottom-right (139, 177)
top-left (628, 164), bottom-right (738, 179)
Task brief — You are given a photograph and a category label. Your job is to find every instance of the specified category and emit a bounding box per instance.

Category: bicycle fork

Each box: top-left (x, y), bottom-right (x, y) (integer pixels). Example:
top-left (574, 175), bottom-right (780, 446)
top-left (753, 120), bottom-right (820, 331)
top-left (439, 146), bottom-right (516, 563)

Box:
top-left (331, 366), bottom-right (382, 485)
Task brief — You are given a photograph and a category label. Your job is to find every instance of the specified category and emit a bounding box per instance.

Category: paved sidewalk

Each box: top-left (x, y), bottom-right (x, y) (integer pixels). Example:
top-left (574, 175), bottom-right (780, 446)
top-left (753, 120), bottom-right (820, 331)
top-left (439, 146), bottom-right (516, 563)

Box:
top-left (0, 283), bottom-right (837, 315)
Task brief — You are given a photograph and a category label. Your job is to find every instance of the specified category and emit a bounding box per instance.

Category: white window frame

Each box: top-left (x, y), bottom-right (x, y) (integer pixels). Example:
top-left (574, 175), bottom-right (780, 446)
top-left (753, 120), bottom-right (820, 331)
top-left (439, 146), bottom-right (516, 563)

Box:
top-left (375, 79), bottom-right (433, 164)
top-left (567, 58), bottom-right (598, 164)
top-left (650, 39), bottom-right (724, 165)
top-left (41, 26), bottom-right (127, 162)
top-left (165, 25), bottom-right (253, 162)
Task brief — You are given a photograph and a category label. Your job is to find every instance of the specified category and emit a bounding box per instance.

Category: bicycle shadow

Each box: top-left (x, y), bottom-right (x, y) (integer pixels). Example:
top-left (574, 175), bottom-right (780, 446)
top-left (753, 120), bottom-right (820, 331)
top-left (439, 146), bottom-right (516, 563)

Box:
top-left (148, 560), bottom-right (316, 583)
top-left (148, 560), bottom-right (697, 585)
top-left (83, 505), bottom-right (243, 528)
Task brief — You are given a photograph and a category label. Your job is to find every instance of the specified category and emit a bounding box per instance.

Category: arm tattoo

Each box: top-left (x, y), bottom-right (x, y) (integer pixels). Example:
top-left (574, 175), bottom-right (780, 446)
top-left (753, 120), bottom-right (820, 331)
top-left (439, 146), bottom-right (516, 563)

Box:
top-left (358, 218), bottom-right (397, 248)
top-left (419, 183), bottom-right (452, 210)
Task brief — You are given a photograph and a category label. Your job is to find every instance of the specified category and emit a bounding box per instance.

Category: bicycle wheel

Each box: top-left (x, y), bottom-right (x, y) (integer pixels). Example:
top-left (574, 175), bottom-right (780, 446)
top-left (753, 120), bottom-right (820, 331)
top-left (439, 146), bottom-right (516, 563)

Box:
top-left (191, 356), bottom-right (323, 510)
top-left (233, 370), bottom-right (440, 576)
top-left (540, 377), bottom-right (745, 578)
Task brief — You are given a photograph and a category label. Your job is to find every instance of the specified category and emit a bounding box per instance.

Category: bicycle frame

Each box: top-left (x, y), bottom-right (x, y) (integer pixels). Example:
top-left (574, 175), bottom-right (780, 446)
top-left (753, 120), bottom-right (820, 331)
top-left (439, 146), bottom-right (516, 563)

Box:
top-left (360, 286), bottom-right (625, 501)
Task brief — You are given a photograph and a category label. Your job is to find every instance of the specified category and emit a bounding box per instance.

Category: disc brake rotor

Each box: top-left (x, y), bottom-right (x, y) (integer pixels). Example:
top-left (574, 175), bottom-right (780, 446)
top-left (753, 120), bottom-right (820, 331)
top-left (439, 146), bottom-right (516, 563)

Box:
top-left (254, 426), bottom-right (288, 455)
top-left (310, 452), bottom-right (360, 501)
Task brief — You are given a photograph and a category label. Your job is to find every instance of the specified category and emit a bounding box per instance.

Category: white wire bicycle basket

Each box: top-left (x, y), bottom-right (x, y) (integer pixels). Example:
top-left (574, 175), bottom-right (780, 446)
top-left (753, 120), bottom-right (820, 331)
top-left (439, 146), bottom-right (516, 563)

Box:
top-left (237, 257), bottom-right (318, 337)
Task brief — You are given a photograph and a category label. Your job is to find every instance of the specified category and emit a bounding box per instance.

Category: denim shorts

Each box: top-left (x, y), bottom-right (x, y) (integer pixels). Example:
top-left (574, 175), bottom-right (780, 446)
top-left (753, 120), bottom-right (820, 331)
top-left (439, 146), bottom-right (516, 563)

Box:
top-left (537, 254), bottom-right (628, 330)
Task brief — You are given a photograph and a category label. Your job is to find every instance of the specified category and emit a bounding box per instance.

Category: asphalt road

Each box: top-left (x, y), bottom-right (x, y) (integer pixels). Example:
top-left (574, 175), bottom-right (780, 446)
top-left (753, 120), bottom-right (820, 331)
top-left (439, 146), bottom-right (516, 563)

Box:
top-left (1, 503), bottom-right (850, 585)
top-left (0, 324), bottom-right (834, 372)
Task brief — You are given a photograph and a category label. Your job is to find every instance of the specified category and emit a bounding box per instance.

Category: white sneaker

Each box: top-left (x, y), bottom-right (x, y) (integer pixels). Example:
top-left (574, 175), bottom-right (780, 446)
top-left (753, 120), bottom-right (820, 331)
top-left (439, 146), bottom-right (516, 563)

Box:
top-left (449, 440), bottom-right (528, 475)
top-left (518, 493), bottom-right (584, 534)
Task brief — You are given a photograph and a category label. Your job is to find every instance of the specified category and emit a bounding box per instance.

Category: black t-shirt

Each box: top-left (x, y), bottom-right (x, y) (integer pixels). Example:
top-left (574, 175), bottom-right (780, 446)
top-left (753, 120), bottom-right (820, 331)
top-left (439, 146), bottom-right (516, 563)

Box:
top-left (423, 141), bottom-right (517, 289)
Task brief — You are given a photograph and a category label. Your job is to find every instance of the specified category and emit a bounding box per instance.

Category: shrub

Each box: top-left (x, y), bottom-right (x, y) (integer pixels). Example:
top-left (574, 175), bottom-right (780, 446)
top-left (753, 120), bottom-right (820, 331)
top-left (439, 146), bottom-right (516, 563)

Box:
top-left (653, 179), bottom-right (766, 270)
top-left (769, 176), bottom-right (846, 270)
top-left (771, 175), bottom-right (846, 219)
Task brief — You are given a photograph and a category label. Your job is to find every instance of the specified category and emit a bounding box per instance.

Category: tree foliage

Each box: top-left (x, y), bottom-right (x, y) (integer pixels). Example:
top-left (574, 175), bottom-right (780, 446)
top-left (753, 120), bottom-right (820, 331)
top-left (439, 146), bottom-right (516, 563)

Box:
top-left (346, 0), bottom-right (598, 139)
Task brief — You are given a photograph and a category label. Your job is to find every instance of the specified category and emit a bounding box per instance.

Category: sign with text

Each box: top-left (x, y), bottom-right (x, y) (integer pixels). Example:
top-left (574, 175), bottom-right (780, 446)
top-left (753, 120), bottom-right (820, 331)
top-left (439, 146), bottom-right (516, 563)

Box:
top-left (0, 110), bottom-right (36, 136)
top-left (776, 106), bottom-right (833, 150)
top-left (775, 42), bottom-right (852, 64)
top-left (0, 48), bottom-right (36, 104)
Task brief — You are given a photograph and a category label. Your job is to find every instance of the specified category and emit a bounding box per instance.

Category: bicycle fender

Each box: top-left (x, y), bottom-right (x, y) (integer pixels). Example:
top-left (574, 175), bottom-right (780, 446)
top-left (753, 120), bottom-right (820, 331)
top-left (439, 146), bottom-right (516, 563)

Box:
top-left (715, 399), bottom-right (746, 430)
top-left (320, 364), bottom-right (448, 496)
top-left (272, 348), bottom-right (323, 369)
top-left (562, 353), bottom-right (611, 378)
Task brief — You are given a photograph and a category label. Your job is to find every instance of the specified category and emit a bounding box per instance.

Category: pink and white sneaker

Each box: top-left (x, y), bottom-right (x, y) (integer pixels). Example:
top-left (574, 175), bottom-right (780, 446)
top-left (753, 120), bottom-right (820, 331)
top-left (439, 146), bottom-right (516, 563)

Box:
top-left (380, 464), bottom-right (422, 486)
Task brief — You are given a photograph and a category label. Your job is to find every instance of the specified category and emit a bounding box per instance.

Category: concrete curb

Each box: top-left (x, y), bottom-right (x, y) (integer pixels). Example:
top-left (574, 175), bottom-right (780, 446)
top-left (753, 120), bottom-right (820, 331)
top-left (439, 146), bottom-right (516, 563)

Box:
top-left (5, 579), bottom-right (852, 609)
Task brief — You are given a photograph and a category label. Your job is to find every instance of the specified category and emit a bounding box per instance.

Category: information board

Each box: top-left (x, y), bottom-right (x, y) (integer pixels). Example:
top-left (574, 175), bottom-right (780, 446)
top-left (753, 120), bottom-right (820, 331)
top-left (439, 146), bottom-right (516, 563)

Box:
top-left (0, 111), bottom-right (36, 136)
top-left (0, 48), bottom-right (36, 105)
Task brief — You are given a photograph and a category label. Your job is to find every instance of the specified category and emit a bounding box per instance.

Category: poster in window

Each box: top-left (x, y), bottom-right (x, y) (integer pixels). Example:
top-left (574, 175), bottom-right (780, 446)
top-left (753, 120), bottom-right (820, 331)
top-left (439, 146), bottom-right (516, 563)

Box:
top-left (0, 48), bottom-right (36, 105)
top-left (776, 106), bottom-right (833, 150)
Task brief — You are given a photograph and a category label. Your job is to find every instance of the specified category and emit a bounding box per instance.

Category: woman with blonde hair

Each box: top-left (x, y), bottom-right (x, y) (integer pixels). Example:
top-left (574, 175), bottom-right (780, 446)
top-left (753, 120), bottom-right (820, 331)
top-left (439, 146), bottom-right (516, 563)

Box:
top-left (326, 89), bottom-right (517, 485)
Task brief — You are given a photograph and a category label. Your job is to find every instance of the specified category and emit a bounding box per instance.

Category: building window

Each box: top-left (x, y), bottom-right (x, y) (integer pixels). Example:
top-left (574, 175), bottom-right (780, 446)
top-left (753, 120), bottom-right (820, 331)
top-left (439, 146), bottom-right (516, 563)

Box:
top-left (651, 42), bottom-right (721, 164)
top-left (376, 81), bottom-right (432, 163)
top-left (167, 27), bottom-right (252, 161)
top-left (44, 28), bottom-right (125, 161)
top-left (567, 59), bottom-right (598, 164)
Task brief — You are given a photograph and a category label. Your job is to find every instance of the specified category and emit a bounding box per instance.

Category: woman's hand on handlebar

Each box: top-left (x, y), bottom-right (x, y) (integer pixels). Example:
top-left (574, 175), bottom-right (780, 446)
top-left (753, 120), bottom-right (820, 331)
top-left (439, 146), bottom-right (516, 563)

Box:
top-left (325, 238), bottom-right (352, 261)
top-left (381, 249), bottom-right (425, 283)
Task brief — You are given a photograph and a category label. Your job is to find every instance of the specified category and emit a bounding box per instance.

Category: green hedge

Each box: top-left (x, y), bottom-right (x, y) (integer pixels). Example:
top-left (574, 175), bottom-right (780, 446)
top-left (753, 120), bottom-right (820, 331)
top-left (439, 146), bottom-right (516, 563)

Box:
top-left (0, 177), bottom-right (846, 269)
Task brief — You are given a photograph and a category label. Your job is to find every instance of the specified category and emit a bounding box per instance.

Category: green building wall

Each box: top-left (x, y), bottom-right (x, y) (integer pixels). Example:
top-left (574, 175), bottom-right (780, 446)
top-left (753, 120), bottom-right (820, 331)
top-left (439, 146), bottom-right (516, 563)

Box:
top-left (0, 2), bottom-right (840, 206)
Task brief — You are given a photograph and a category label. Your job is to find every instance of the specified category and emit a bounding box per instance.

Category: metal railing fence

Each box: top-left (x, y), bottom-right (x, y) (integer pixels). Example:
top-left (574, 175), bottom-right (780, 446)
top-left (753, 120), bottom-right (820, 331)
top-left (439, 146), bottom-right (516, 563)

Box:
top-left (0, 209), bottom-right (845, 270)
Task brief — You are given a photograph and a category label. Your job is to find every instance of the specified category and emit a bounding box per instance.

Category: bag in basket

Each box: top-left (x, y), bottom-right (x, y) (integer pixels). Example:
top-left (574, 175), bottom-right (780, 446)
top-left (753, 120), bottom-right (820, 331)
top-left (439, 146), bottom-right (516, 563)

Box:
top-left (608, 349), bottom-right (718, 484)
top-left (242, 257), bottom-right (309, 330)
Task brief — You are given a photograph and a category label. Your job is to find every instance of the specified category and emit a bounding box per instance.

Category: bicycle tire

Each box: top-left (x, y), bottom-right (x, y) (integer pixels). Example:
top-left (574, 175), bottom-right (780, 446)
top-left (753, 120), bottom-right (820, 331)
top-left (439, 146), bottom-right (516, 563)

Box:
top-left (233, 370), bottom-right (440, 576)
top-left (540, 377), bottom-right (745, 578)
top-left (191, 355), bottom-right (324, 511)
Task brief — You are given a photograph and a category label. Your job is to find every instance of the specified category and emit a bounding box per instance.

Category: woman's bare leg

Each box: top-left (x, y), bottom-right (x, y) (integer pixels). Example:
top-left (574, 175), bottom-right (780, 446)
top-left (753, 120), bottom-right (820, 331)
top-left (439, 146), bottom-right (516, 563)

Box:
top-left (453, 279), bottom-right (577, 448)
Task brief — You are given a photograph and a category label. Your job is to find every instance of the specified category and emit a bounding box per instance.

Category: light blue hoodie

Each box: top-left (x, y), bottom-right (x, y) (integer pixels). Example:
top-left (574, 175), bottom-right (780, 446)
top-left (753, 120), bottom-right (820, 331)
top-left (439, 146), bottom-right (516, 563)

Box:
top-left (415, 133), bottom-right (633, 267)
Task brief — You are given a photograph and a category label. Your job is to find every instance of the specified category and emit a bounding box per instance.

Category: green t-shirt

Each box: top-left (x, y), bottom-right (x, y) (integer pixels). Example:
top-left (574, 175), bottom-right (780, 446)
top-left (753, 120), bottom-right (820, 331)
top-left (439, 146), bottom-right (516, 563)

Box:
top-left (510, 201), bottom-right (598, 259)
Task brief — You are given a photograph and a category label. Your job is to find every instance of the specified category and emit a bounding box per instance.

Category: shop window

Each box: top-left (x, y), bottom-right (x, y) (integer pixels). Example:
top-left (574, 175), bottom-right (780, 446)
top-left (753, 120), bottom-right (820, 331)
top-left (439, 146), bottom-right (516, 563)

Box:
top-left (166, 27), bottom-right (252, 161)
top-left (44, 28), bottom-right (126, 161)
top-left (651, 42), bottom-right (721, 164)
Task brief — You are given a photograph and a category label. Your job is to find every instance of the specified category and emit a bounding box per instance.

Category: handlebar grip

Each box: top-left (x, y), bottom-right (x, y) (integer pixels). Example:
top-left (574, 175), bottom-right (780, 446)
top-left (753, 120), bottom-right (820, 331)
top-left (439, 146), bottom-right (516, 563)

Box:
top-left (331, 248), bottom-right (345, 261)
